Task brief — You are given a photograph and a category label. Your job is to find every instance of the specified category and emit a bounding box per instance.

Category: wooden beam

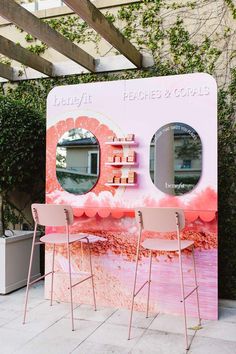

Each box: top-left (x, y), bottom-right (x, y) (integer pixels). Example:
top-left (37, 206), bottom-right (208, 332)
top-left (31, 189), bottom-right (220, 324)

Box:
top-left (0, 62), bottom-right (13, 81)
top-left (0, 0), bottom-right (95, 72)
top-left (63, 0), bottom-right (142, 68)
top-left (0, 1), bottom-right (141, 25)
top-left (0, 54), bottom-right (154, 83)
top-left (0, 35), bottom-right (53, 77)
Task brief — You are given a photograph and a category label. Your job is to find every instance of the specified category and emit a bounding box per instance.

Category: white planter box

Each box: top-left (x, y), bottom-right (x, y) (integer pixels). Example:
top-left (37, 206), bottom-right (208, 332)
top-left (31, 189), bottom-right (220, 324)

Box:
top-left (0, 231), bottom-right (41, 294)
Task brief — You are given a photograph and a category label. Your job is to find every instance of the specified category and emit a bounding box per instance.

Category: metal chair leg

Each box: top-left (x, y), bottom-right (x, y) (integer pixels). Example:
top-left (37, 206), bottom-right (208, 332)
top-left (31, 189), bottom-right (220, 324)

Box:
top-left (192, 246), bottom-right (201, 325)
top-left (146, 250), bottom-right (152, 318)
top-left (87, 238), bottom-right (97, 311)
top-left (128, 243), bottom-right (141, 340)
top-left (50, 244), bottom-right (55, 306)
top-left (67, 241), bottom-right (74, 331)
top-left (23, 226), bottom-right (37, 324)
top-left (178, 250), bottom-right (189, 351)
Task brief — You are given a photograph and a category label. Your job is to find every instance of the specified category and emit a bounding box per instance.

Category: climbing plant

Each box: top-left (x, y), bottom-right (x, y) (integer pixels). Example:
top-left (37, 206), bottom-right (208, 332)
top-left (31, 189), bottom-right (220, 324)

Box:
top-left (0, 0), bottom-right (236, 297)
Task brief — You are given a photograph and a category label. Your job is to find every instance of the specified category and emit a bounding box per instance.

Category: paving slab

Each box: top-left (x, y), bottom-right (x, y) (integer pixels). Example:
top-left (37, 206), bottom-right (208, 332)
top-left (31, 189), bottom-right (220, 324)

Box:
top-left (0, 316), bottom-right (10, 326)
top-left (72, 341), bottom-right (131, 354)
top-left (0, 281), bottom-right (45, 313)
top-left (86, 322), bottom-right (144, 350)
top-left (219, 306), bottom-right (236, 323)
top-left (195, 319), bottom-right (236, 342)
top-left (189, 336), bottom-right (236, 354)
top-left (107, 309), bottom-right (156, 328)
top-left (3, 300), bottom-right (72, 336)
top-left (131, 329), bottom-right (191, 354)
top-left (149, 313), bottom-right (199, 335)
top-left (1, 281), bottom-right (236, 354)
top-left (219, 299), bottom-right (236, 309)
top-left (14, 318), bottom-right (101, 354)
top-left (65, 304), bottom-right (117, 322)
top-left (0, 326), bottom-right (39, 354)
top-left (0, 307), bottom-right (22, 322)
top-left (107, 308), bottom-right (156, 329)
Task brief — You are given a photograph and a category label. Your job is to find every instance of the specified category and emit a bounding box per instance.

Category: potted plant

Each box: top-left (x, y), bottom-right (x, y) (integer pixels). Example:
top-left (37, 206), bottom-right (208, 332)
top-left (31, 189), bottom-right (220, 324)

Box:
top-left (0, 95), bottom-right (45, 294)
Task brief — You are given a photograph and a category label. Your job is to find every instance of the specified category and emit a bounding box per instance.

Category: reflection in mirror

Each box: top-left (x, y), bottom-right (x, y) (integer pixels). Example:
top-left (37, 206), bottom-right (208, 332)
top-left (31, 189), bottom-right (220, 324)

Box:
top-left (56, 128), bottom-right (99, 195)
top-left (150, 122), bottom-right (202, 196)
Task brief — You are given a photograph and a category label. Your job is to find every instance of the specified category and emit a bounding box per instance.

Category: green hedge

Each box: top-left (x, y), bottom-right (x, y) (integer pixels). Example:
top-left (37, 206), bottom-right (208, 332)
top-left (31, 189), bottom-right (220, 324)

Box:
top-left (0, 96), bottom-right (46, 230)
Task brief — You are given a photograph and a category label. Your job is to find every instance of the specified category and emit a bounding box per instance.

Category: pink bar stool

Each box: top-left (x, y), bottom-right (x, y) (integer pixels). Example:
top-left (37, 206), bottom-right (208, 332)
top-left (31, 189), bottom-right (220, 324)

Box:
top-left (128, 207), bottom-right (201, 351)
top-left (23, 203), bottom-right (105, 331)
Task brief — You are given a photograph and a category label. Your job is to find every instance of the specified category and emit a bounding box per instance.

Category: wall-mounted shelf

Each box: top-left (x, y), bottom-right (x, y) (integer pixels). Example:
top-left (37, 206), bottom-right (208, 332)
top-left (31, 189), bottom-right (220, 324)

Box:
top-left (105, 141), bottom-right (138, 147)
top-left (105, 162), bottom-right (138, 166)
top-left (105, 183), bottom-right (137, 187)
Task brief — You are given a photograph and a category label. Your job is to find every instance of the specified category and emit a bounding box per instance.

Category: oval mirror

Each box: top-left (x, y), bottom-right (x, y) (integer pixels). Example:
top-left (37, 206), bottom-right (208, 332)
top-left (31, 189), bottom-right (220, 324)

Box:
top-left (150, 122), bottom-right (202, 196)
top-left (56, 128), bottom-right (100, 195)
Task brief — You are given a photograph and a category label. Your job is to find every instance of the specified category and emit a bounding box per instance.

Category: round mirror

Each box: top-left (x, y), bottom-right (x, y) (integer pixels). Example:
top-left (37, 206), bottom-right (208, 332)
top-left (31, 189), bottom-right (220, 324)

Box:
top-left (149, 122), bottom-right (202, 196)
top-left (56, 128), bottom-right (100, 195)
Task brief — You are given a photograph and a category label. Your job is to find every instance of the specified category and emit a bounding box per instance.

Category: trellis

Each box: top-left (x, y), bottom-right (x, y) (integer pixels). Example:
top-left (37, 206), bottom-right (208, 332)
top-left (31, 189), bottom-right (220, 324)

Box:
top-left (0, 0), bottom-right (152, 82)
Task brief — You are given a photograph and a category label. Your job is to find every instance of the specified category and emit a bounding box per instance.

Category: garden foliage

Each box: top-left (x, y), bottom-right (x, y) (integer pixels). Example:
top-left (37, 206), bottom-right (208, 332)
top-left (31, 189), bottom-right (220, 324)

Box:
top-left (0, 96), bottom-right (45, 233)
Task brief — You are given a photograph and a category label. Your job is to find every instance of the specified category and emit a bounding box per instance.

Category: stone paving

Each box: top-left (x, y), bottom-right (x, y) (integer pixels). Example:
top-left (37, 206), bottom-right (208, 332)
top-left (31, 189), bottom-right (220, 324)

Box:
top-left (0, 282), bottom-right (235, 354)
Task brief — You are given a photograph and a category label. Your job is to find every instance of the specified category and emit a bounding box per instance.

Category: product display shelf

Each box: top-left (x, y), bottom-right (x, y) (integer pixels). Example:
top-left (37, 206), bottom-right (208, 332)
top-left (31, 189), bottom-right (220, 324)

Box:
top-left (105, 183), bottom-right (137, 187)
top-left (105, 141), bottom-right (138, 146)
top-left (105, 162), bottom-right (139, 166)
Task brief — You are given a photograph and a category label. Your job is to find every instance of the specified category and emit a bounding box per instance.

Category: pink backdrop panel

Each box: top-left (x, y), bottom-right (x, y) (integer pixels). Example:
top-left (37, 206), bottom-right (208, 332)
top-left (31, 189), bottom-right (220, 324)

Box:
top-left (46, 74), bottom-right (218, 320)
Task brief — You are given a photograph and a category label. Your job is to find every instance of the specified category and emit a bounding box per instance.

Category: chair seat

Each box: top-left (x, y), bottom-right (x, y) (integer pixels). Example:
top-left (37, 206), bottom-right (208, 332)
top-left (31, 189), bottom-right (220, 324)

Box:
top-left (40, 233), bottom-right (106, 244)
top-left (142, 238), bottom-right (194, 251)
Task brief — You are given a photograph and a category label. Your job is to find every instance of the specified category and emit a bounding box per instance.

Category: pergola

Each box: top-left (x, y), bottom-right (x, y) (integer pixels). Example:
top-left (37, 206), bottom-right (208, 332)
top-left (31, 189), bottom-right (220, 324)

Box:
top-left (0, 0), bottom-right (153, 82)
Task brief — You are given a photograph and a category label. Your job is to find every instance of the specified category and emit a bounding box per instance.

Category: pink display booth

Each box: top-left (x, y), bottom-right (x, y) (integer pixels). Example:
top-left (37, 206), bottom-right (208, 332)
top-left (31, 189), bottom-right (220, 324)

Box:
top-left (46, 73), bottom-right (217, 320)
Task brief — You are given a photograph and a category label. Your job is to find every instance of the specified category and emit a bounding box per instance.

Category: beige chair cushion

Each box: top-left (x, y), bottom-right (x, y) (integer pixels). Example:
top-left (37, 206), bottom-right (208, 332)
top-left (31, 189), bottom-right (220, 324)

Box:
top-left (142, 238), bottom-right (194, 251)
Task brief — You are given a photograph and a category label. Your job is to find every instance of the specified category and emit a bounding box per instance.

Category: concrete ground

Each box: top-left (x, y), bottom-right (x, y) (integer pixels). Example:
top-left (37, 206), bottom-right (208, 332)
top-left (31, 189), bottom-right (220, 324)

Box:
top-left (0, 282), bottom-right (235, 354)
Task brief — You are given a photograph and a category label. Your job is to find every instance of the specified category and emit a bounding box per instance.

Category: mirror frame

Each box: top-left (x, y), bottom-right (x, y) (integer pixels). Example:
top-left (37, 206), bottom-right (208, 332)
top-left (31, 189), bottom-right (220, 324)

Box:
top-left (56, 128), bottom-right (101, 195)
top-left (149, 122), bottom-right (202, 196)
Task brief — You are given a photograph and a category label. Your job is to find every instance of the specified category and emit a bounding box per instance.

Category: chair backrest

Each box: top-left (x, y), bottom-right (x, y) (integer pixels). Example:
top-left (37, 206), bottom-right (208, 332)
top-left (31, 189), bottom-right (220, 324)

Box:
top-left (31, 203), bottom-right (74, 226)
top-left (135, 207), bottom-right (185, 232)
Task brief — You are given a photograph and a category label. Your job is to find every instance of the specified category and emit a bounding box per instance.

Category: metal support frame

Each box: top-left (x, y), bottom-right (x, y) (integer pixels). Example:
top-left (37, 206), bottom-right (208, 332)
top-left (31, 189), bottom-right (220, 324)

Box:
top-left (23, 222), bottom-right (39, 325)
top-left (70, 275), bottom-right (93, 288)
top-left (146, 250), bottom-right (152, 318)
top-left (134, 281), bottom-right (148, 297)
top-left (128, 211), bottom-right (201, 353)
top-left (29, 271), bottom-right (53, 286)
top-left (23, 215), bottom-right (97, 330)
